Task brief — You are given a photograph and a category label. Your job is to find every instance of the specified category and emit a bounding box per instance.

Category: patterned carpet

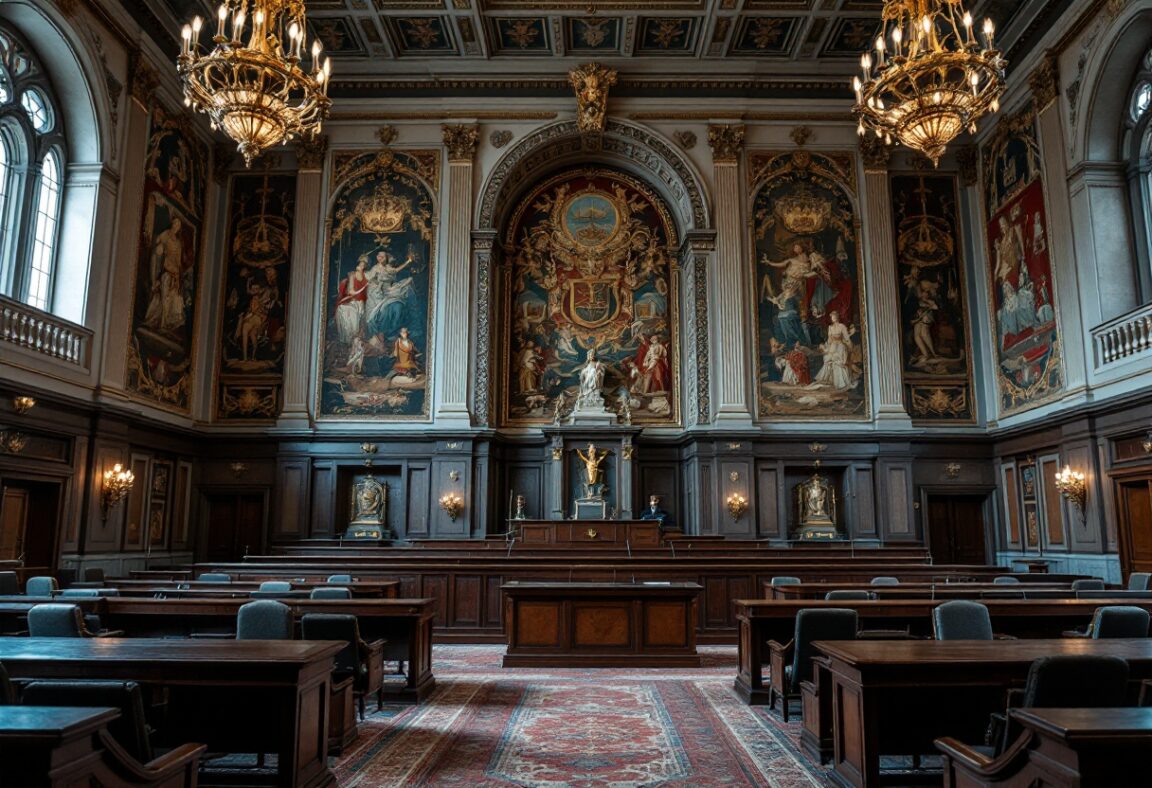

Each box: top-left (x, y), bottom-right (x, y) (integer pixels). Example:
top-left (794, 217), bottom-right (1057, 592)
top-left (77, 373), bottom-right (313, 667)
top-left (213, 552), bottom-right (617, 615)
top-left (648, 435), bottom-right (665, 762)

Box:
top-left (334, 645), bottom-right (835, 787)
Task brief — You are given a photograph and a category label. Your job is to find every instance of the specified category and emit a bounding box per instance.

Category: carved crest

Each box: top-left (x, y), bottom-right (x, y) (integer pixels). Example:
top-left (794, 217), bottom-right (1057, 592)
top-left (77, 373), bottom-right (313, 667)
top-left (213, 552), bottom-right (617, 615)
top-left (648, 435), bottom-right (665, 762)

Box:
top-left (568, 62), bottom-right (617, 134)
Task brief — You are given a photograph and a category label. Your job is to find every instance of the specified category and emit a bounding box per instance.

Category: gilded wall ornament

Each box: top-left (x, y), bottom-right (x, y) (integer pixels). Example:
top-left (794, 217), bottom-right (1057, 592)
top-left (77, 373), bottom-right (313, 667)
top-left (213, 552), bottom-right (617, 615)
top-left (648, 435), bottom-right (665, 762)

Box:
top-left (707, 124), bottom-right (745, 163)
top-left (377, 125), bottom-right (398, 146)
top-left (568, 62), bottom-right (617, 134)
top-left (128, 49), bottom-right (159, 104)
top-left (858, 136), bottom-right (892, 172)
top-left (295, 135), bottom-right (328, 170)
top-left (673, 130), bottom-right (697, 150)
top-left (956, 145), bottom-right (978, 187)
top-left (790, 126), bottom-right (812, 147)
top-left (442, 124), bottom-right (479, 161)
top-left (490, 130), bottom-right (513, 148)
top-left (1028, 51), bottom-right (1060, 111)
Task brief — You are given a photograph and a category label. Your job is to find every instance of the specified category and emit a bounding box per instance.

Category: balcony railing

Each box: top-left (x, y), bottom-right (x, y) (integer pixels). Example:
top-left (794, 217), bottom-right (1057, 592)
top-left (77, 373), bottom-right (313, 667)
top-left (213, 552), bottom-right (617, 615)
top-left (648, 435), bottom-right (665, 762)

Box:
top-left (1093, 302), bottom-right (1152, 369)
top-left (0, 294), bottom-right (91, 369)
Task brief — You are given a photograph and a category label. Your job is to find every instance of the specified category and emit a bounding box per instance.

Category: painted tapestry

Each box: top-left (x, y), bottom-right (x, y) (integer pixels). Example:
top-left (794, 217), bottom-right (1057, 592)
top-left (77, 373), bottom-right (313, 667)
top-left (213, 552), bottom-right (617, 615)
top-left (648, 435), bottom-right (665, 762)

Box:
top-left (216, 172), bottom-right (295, 420)
top-left (892, 174), bottom-right (974, 421)
top-left (751, 151), bottom-right (868, 419)
top-left (318, 150), bottom-right (437, 418)
top-left (502, 168), bottom-right (679, 425)
top-left (983, 105), bottom-right (1063, 415)
top-left (126, 104), bottom-right (207, 412)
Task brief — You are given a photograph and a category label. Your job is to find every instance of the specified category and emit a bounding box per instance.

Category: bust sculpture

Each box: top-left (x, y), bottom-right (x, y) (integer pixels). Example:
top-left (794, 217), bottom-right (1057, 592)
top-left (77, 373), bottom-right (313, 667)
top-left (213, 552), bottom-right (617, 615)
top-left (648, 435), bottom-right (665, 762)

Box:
top-left (346, 475), bottom-right (389, 540)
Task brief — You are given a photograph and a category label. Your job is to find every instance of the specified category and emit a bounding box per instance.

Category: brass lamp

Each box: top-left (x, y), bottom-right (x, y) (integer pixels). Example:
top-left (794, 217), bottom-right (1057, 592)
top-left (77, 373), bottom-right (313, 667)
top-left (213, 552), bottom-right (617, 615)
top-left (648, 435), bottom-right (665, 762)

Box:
top-left (176, 0), bottom-right (332, 166)
top-left (101, 463), bottom-right (136, 521)
top-left (725, 493), bottom-right (748, 522)
top-left (1054, 464), bottom-right (1087, 520)
top-left (439, 492), bottom-right (464, 522)
top-left (853, 0), bottom-right (1006, 165)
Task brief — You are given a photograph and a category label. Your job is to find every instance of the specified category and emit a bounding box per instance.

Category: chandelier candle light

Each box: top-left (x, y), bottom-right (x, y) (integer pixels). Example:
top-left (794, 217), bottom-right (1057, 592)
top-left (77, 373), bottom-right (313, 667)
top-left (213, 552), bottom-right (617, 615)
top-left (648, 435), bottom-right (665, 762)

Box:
top-left (853, 0), bottom-right (1006, 165)
top-left (1054, 464), bottom-right (1087, 520)
top-left (177, 0), bottom-right (332, 166)
top-left (101, 463), bottom-right (136, 521)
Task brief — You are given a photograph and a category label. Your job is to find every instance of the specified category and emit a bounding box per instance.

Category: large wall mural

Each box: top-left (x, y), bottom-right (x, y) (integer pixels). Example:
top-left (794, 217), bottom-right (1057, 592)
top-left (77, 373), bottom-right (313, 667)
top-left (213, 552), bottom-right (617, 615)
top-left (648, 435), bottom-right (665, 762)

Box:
top-left (750, 150), bottom-right (868, 419)
top-left (215, 172), bottom-right (296, 420)
top-left (983, 105), bottom-right (1063, 415)
top-left (125, 104), bottom-right (207, 412)
top-left (318, 150), bottom-right (439, 419)
top-left (501, 168), bottom-right (679, 425)
top-left (892, 174), bottom-right (974, 422)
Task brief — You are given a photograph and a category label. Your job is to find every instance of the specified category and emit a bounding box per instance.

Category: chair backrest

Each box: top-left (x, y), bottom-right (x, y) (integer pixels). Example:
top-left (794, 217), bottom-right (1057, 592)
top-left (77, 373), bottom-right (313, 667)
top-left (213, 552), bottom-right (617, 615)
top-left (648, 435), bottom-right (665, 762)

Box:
top-left (197, 573), bottom-right (232, 583)
top-left (1071, 579), bottom-right (1106, 592)
top-left (82, 568), bottom-right (106, 584)
top-left (769, 576), bottom-right (801, 587)
top-left (870, 577), bottom-right (900, 586)
top-left (0, 661), bottom-right (13, 705)
top-left (27, 604), bottom-right (87, 637)
top-left (301, 613), bottom-right (362, 677)
top-left (59, 589), bottom-right (101, 598)
top-left (790, 608), bottom-right (858, 689)
top-left (310, 587), bottom-right (352, 600)
top-left (326, 574), bottom-right (353, 584)
top-left (933, 600), bottom-right (993, 640)
top-left (824, 590), bottom-right (872, 600)
top-left (236, 600), bottom-right (294, 640)
top-left (24, 576), bottom-right (57, 596)
top-left (1022, 655), bottom-right (1130, 708)
top-left (20, 679), bottom-right (153, 762)
top-left (1090, 605), bottom-right (1151, 639)
top-left (1128, 572), bottom-right (1152, 591)
top-left (0, 572), bottom-right (18, 595)
top-left (992, 576), bottom-right (1021, 585)
top-left (258, 580), bottom-right (293, 593)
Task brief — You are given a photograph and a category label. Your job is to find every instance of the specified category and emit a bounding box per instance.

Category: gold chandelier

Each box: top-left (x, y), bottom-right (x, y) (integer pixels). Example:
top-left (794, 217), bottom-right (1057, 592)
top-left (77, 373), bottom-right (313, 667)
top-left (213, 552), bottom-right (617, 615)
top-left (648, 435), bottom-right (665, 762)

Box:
top-left (853, 0), bottom-right (1006, 166)
top-left (177, 0), bottom-right (331, 166)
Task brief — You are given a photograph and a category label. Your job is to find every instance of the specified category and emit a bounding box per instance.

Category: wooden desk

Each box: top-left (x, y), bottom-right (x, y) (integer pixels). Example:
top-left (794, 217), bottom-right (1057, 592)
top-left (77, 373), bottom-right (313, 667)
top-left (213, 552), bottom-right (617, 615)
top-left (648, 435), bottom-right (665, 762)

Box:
top-left (0, 638), bottom-right (343, 788)
top-left (938, 707), bottom-right (1152, 788)
top-left (766, 581), bottom-right (1074, 600)
top-left (814, 639), bottom-right (1152, 788)
top-left (106, 578), bottom-right (401, 598)
top-left (501, 581), bottom-right (702, 667)
top-left (732, 598), bottom-right (1152, 705)
top-left (514, 520), bottom-right (663, 548)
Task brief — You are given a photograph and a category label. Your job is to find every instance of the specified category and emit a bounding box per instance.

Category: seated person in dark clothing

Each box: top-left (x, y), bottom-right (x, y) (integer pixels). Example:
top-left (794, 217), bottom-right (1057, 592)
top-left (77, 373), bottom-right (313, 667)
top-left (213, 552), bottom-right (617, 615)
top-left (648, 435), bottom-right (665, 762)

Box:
top-left (639, 495), bottom-right (675, 530)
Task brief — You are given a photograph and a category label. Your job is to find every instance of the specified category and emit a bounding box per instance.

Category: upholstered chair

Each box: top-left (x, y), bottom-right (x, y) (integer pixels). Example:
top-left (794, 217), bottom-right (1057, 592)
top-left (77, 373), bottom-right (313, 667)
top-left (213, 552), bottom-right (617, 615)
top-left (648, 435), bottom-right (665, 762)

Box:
top-left (197, 573), bottom-right (232, 583)
top-left (327, 574), bottom-right (354, 584)
top-left (1090, 605), bottom-right (1151, 638)
top-left (1127, 572), bottom-right (1152, 591)
top-left (824, 590), bottom-right (873, 600)
top-left (236, 600), bottom-right (294, 640)
top-left (27, 603), bottom-right (88, 637)
top-left (992, 576), bottom-right (1021, 585)
top-left (0, 661), bottom-right (13, 704)
top-left (767, 608), bottom-right (858, 722)
top-left (82, 567), bottom-right (106, 584)
top-left (0, 571), bottom-right (18, 595)
top-left (1071, 579), bottom-right (1106, 592)
top-left (311, 587), bottom-right (352, 600)
top-left (22, 680), bottom-right (156, 762)
top-left (769, 576), bottom-right (801, 587)
top-left (301, 613), bottom-right (385, 719)
top-left (932, 600), bottom-right (993, 640)
top-left (24, 576), bottom-right (58, 596)
top-left (870, 577), bottom-right (900, 586)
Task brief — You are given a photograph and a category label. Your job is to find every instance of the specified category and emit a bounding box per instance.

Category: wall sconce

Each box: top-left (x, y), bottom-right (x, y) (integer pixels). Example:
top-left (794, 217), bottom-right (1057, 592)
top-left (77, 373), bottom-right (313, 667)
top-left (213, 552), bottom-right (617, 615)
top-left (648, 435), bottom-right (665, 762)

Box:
top-left (0, 430), bottom-right (26, 454)
top-left (101, 463), bottom-right (135, 521)
top-left (439, 492), bottom-right (464, 522)
top-left (1054, 464), bottom-right (1087, 520)
top-left (12, 396), bottom-right (35, 414)
top-left (725, 493), bottom-right (748, 522)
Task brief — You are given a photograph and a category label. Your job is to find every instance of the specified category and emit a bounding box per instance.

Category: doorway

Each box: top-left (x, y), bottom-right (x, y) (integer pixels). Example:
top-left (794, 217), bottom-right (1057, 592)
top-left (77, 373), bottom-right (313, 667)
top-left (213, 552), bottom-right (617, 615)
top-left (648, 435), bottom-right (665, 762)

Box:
top-left (202, 493), bottom-right (265, 562)
top-left (925, 493), bottom-right (988, 565)
top-left (1117, 478), bottom-right (1152, 577)
top-left (0, 480), bottom-right (61, 568)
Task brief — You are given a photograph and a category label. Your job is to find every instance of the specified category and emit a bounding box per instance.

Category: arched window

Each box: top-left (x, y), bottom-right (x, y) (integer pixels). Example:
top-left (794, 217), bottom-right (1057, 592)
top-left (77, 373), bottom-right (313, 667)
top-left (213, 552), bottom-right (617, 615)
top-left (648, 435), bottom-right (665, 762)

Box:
top-left (0, 25), bottom-right (65, 312)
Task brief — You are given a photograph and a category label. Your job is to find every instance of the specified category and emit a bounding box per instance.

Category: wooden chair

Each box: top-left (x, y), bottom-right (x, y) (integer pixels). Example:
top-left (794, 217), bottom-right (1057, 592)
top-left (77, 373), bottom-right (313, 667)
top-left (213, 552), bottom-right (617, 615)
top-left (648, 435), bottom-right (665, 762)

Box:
top-left (24, 576), bottom-right (58, 596)
top-left (824, 590), bottom-right (872, 600)
top-left (301, 613), bottom-right (385, 720)
top-left (768, 608), bottom-right (857, 723)
top-left (310, 587), bottom-right (352, 600)
top-left (1090, 605), bottom-right (1150, 638)
top-left (992, 575), bottom-right (1022, 585)
top-left (870, 576), bottom-right (900, 586)
top-left (1071, 578), bottom-right (1106, 592)
top-left (236, 600), bottom-right (294, 640)
top-left (27, 604), bottom-right (89, 637)
top-left (769, 576), bottom-right (801, 587)
top-left (1128, 572), bottom-right (1152, 590)
top-left (932, 600), bottom-right (993, 640)
top-left (196, 573), bottom-right (231, 583)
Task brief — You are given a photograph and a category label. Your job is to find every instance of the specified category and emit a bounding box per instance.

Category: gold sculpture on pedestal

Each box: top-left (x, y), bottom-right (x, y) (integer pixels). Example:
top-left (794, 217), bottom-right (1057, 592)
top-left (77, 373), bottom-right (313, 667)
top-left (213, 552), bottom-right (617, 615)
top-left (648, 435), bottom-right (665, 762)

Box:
top-left (795, 460), bottom-right (838, 540)
top-left (575, 442), bottom-right (610, 499)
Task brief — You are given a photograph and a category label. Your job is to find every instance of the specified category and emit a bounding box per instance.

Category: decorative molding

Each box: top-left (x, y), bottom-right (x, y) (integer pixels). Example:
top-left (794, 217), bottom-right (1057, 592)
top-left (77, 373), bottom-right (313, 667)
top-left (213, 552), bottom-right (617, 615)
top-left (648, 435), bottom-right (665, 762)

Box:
top-left (568, 62), bottom-right (617, 135)
top-left (673, 130), bottom-right (697, 150)
top-left (956, 145), bottom-right (978, 187)
top-left (442, 123), bottom-right (479, 161)
top-left (127, 49), bottom-right (158, 105)
top-left (789, 125), bottom-right (812, 147)
top-left (472, 232), bottom-right (497, 427)
top-left (707, 124), bottom-right (745, 163)
top-left (630, 111), bottom-right (853, 122)
top-left (377, 125), bottom-right (398, 146)
top-left (294, 135), bottom-right (328, 170)
top-left (490, 130), bottom-right (513, 148)
top-left (330, 112), bottom-right (558, 121)
top-left (858, 136), bottom-right (892, 172)
top-left (1028, 51), bottom-right (1059, 111)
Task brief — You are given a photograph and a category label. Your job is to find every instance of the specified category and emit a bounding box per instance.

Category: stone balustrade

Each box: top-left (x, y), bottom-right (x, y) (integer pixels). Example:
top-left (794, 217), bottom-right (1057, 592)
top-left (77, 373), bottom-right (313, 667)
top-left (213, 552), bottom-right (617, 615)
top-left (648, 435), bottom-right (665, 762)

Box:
top-left (1093, 302), bottom-right (1152, 369)
top-left (0, 294), bottom-right (90, 369)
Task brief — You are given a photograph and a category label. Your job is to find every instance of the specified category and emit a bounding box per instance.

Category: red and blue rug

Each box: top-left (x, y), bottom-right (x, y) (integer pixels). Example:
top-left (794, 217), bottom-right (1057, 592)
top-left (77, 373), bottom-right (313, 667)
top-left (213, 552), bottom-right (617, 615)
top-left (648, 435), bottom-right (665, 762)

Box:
top-left (334, 645), bottom-right (833, 787)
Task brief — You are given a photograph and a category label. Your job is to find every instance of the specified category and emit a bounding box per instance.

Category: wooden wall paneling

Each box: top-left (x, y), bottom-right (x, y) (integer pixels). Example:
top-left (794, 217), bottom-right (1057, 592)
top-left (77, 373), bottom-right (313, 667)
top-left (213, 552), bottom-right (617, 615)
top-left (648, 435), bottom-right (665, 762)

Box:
top-left (453, 574), bottom-right (481, 626)
top-left (422, 574), bottom-right (449, 626)
top-left (118, 452), bottom-right (149, 553)
top-left (405, 462), bottom-right (430, 539)
top-left (1037, 453), bottom-right (1066, 549)
top-left (1099, 437), bottom-right (1118, 550)
top-left (703, 576), bottom-right (728, 628)
top-left (1000, 461), bottom-right (1022, 548)
top-left (485, 574), bottom-right (504, 627)
top-left (171, 461), bottom-right (193, 549)
top-left (309, 461), bottom-right (335, 538)
top-left (430, 459), bottom-right (470, 538)
top-left (879, 462), bottom-right (913, 541)
top-left (851, 464), bottom-right (877, 540)
top-left (1065, 442), bottom-right (1102, 552)
top-left (471, 450), bottom-right (490, 538)
top-left (272, 459), bottom-right (309, 540)
top-left (717, 460), bottom-right (754, 538)
top-left (59, 435), bottom-right (87, 552)
top-left (756, 462), bottom-right (781, 540)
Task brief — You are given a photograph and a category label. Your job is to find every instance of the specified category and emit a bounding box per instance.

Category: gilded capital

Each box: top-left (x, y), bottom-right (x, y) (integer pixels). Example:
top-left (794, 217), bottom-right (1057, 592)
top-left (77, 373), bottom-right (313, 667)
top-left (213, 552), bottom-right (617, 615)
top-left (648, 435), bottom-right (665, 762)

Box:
top-left (858, 135), bottom-right (892, 172)
top-left (568, 62), bottom-right (617, 135)
top-left (442, 124), bottom-right (479, 161)
top-left (127, 50), bottom-right (158, 105)
top-left (1029, 52), bottom-right (1060, 111)
top-left (295, 134), bottom-right (328, 170)
top-left (707, 124), bottom-right (745, 163)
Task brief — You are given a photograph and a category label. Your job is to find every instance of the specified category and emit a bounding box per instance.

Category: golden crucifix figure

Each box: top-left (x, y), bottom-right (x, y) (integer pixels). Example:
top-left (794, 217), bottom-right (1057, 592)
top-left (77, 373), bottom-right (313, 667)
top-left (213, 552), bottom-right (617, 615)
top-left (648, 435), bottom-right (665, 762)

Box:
top-left (575, 442), bottom-right (610, 489)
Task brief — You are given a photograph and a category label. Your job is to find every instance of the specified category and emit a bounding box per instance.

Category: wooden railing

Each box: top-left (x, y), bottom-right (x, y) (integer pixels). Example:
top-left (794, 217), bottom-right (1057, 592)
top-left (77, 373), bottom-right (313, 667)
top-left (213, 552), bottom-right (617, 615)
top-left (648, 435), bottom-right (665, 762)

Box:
top-left (0, 294), bottom-right (91, 369)
top-left (1092, 302), bottom-right (1152, 369)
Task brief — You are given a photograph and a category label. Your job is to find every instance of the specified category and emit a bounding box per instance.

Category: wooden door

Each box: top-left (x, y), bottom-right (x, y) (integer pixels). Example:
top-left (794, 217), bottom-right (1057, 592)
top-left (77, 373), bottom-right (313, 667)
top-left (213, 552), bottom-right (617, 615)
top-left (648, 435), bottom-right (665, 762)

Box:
top-left (926, 494), bottom-right (988, 565)
top-left (0, 487), bottom-right (28, 560)
top-left (1118, 479), bottom-right (1152, 577)
top-left (204, 494), bottom-right (265, 561)
top-left (0, 481), bottom-right (59, 567)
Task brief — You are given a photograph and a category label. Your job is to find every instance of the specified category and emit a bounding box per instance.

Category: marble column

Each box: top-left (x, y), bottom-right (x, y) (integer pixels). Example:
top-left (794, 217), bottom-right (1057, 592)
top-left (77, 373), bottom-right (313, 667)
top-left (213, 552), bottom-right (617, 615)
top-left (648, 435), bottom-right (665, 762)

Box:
top-left (436, 124), bottom-right (479, 425)
top-left (706, 124), bottom-right (753, 425)
top-left (276, 135), bottom-right (327, 430)
top-left (859, 137), bottom-right (912, 426)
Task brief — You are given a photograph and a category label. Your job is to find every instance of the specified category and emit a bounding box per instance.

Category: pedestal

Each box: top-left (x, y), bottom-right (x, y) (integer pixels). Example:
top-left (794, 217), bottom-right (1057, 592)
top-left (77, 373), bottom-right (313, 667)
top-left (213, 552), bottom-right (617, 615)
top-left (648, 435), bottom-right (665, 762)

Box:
top-left (795, 524), bottom-right (840, 541)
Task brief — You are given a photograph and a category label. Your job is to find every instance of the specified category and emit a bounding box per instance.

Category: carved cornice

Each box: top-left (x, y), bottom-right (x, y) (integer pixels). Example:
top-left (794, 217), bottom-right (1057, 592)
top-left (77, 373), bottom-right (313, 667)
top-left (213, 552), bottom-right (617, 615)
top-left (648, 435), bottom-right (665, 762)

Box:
top-left (858, 136), bottom-right (893, 172)
top-left (329, 78), bottom-right (850, 100)
top-left (127, 49), bottom-right (158, 105)
top-left (1029, 51), bottom-right (1060, 111)
top-left (295, 135), bottom-right (328, 170)
top-left (442, 124), bottom-right (479, 162)
top-left (707, 124), bottom-right (745, 163)
top-left (330, 111), bottom-right (558, 121)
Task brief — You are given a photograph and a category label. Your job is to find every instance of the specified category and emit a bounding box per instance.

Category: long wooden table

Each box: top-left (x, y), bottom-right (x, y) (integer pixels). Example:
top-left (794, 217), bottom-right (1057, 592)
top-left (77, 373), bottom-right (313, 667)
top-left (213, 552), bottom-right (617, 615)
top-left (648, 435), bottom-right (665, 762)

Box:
top-left (103, 578), bottom-right (401, 598)
top-left (0, 638), bottom-right (344, 788)
top-left (766, 581), bottom-right (1076, 600)
top-left (732, 598), bottom-right (1152, 704)
top-left (501, 581), bottom-right (702, 667)
top-left (812, 639), bottom-right (1152, 788)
